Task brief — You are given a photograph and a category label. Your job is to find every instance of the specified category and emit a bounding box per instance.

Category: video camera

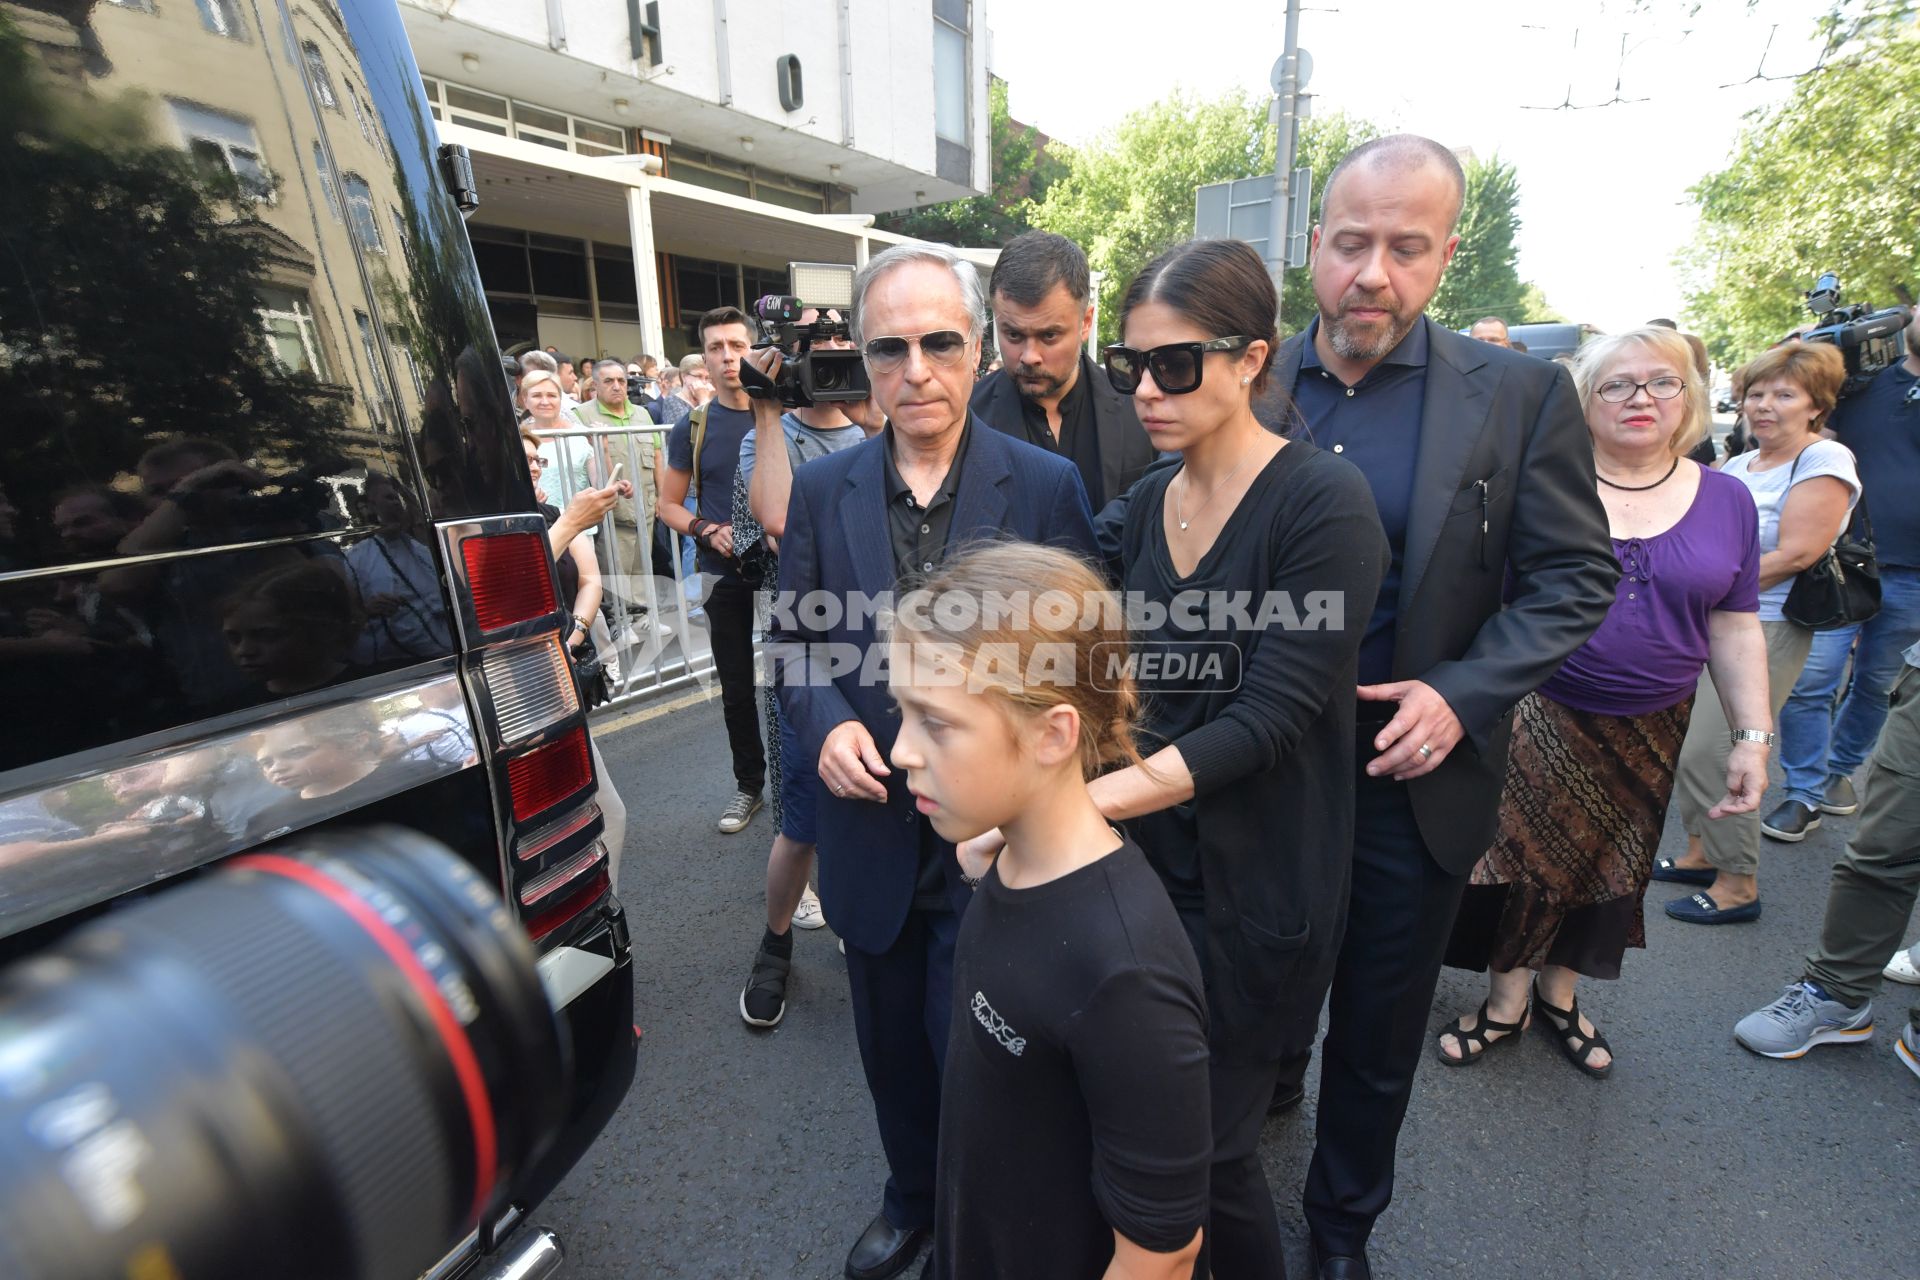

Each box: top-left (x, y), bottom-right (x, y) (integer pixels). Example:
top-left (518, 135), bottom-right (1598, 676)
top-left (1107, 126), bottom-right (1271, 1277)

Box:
top-left (745, 262), bottom-right (869, 409)
top-left (1799, 271), bottom-right (1912, 399)
top-left (749, 296), bottom-right (868, 408)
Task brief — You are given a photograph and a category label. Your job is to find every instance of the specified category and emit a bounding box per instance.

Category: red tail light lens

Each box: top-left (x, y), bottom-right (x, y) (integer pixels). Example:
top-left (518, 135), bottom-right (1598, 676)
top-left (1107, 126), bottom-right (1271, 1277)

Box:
top-left (462, 531), bottom-right (558, 632)
top-left (506, 726), bottom-right (593, 823)
top-left (524, 867), bottom-right (611, 943)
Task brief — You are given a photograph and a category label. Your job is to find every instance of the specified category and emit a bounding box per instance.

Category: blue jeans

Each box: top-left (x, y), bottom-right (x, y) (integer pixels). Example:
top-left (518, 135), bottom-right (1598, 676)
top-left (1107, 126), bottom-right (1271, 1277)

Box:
top-left (1779, 566), bottom-right (1920, 806)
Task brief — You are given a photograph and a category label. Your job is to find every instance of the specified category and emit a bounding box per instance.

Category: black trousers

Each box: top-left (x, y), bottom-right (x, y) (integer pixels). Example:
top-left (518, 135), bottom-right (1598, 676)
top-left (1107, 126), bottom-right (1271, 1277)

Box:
top-left (702, 573), bottom-right (765, 795)
top-left (1302, 758), bottom-right (1470, 1258)
top-left (1176, 908), bottom-right (1290, 1279)
top-left (843, 907), bottom-right (959, 1231)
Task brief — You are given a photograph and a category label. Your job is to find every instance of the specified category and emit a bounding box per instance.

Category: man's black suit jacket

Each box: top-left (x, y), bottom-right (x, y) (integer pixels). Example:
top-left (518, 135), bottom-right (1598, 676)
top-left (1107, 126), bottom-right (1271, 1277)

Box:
top-left (970, 352), bottom-right (1158, 508)
top-left (1270, 319), bottom-right (1619, 873)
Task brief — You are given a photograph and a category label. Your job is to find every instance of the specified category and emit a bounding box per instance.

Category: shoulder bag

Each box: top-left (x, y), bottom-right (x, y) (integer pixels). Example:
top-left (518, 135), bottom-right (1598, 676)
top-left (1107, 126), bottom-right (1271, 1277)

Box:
top-left (1781, 448), bottom-right (1880, 630)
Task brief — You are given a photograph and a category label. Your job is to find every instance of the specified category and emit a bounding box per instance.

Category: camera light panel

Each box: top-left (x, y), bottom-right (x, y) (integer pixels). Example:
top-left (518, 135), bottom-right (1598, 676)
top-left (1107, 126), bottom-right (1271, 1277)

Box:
top-left (790, 262), bottom-right (855, 310)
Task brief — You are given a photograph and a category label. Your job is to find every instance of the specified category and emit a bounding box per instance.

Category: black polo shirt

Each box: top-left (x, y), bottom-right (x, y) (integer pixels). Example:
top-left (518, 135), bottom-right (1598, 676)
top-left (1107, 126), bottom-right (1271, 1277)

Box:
top-left (1014, 357), bottom-right (1103, 513)
top-left (881, 420), bottom-right (970, 585)
top-left (881, 419), bottom-right (971, 911)
top-left (1293, 316), bottom-right (1429, 684)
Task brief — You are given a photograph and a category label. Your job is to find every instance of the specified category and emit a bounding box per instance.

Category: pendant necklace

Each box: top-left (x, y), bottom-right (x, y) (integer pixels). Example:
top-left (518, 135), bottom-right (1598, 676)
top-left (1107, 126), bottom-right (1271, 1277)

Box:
top-left (1175, 442), bottom-right (1260, 531)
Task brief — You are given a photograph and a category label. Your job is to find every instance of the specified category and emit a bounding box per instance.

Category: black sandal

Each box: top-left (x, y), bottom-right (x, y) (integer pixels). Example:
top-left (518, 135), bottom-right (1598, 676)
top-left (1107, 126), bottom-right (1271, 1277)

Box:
top-left (1532, 978), bottom-right (1613, 1079)
top-left (1434, 1000), bottom-right (1529, 1067)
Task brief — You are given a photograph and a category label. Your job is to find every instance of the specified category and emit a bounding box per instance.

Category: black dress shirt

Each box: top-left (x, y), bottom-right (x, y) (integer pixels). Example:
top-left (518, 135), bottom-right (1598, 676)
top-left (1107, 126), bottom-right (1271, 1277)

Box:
top-left (881, 421), bottom-right (970, 584)
top-left (1292, 316), bottom-right (1430, 684)
top-left (1014, 364), bottom-right (1104, 515)
top-left (881, 420), bottom-right (972, 910)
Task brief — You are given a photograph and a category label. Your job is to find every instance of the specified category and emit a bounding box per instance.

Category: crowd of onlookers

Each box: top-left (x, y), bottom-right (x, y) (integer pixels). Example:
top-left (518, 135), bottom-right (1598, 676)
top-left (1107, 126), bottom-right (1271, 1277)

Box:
top-left (498, 132), bottom-right (1918, 1280)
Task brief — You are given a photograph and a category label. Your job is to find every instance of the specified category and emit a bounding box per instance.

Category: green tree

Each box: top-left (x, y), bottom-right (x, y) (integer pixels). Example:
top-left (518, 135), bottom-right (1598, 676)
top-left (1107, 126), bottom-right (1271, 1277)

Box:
top-left (1515, 282), bottom-right (1567, 324)
top-left (1428, 155), bottom-right (1529, 331)
top-left (1679, 18), bottom-right (1919, 368)
top-left (874, 78), bottom-right (1068, 247)
top-left (1028, 91), bottom-right (1379, 344)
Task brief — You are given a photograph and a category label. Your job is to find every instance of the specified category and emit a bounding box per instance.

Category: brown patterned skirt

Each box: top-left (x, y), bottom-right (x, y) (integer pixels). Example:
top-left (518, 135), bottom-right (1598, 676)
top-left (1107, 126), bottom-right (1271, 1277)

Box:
top-left (1445, 690), bottom-right (1693, 980)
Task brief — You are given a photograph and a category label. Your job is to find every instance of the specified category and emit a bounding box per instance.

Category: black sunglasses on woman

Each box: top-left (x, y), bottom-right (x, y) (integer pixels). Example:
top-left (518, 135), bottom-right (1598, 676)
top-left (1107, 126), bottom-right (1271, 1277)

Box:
top-left (1102, 336), bottom-right (1254, 395)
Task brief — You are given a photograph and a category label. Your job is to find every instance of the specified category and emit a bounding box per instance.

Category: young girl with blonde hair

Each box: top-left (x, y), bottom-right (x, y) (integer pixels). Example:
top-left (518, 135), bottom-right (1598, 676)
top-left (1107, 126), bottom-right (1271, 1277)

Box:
top-left (888, 541), bottom-right (1209, 1280)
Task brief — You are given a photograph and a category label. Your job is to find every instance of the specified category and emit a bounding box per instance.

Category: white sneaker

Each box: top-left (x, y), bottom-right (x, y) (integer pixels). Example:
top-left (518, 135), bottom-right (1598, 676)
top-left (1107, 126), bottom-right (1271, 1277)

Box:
top-left (792, 885), bottom-right (826, 930)
top-left (1883, 946), bottom-right (1920, 985)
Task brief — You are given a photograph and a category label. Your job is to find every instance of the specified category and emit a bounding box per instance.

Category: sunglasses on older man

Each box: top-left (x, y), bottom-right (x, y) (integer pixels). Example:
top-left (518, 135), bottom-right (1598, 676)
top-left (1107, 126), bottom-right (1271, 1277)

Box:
top-left (862, 329), bottom-right (971, 374)
top-left (1102, 336), bottom-right (1255, 395)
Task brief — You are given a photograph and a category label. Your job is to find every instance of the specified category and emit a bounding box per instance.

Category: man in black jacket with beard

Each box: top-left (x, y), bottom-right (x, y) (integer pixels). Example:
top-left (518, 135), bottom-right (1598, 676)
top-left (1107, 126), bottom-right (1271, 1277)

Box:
top-left (1273, 136), bottom-right (1618, 1279)
top-left (970, 231), bottom-right (1157, 509)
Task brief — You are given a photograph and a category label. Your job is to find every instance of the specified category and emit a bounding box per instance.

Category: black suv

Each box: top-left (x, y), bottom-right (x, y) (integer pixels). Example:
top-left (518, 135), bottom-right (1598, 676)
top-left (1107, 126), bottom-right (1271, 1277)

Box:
top-left (0, 2), bottom-right (631, 1276)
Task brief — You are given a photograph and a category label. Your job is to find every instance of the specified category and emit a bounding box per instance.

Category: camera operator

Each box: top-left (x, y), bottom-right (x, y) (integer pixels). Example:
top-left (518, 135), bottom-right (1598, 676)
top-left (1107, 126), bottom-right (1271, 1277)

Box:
top-left (1766, 306), bottom-right (1920, 840)
top-left (730, 311), bottom-right (881, 1030)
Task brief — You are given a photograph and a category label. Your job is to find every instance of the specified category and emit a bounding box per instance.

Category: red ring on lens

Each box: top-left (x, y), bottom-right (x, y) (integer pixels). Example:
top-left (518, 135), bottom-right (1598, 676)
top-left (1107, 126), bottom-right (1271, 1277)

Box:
top-left (233, 854), bottom-right (499, 1224)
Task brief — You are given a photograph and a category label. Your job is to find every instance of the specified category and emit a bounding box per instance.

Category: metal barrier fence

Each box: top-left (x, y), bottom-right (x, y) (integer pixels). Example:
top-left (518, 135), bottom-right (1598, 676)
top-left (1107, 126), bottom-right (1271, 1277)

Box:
top-left (531, 421), bottom-right (721, 711)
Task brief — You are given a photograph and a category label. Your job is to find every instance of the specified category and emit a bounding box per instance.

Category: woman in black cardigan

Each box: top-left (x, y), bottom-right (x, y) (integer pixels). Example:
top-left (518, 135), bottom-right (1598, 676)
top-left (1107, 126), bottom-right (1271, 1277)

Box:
top-left (1088, 239), bottom-right (1386, 1274)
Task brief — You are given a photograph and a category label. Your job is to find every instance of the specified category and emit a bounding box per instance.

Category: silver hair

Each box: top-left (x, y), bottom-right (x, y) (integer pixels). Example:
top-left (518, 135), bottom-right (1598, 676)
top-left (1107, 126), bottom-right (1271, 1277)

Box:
top-left (678, 353), bottom-right (707, 375)
top-left (850, 243), bottom-right (987, 345)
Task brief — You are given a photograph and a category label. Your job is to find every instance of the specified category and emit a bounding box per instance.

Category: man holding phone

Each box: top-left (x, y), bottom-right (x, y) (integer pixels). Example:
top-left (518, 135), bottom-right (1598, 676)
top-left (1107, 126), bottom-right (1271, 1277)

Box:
top-left (658, 308), bottom-right (768, 834)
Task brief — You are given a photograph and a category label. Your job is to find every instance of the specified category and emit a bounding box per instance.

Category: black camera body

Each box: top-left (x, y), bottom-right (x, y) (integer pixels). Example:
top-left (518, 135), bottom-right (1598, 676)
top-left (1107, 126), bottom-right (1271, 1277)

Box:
top-left (750, 294), bottom-right (869, 408)
top-left (1800, 272), bottom-right (1912, 399)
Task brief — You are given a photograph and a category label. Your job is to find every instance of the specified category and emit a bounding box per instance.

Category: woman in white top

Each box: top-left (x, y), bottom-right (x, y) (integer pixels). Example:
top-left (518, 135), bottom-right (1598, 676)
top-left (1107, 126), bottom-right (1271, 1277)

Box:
top-left (1657, 341), bottom-right (1859, 924)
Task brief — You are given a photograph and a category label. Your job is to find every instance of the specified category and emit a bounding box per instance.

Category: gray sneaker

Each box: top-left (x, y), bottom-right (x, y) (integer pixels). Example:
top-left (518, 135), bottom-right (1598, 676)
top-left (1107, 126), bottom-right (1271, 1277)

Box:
top-left (1734, 981), bottom-right (1874, 1059)
top-left (1898, 1015), bottom-right (1920, 1082)
top-left (717, 789), bottom-right (763, 834)
top-left (1818, 774), bottom-right (1860, 815)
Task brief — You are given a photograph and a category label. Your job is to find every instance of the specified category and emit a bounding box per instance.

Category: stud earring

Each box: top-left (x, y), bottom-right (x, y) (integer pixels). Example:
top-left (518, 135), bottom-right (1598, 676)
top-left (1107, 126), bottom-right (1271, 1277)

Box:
top-left (1241, 376), bottom-right (1251, 385)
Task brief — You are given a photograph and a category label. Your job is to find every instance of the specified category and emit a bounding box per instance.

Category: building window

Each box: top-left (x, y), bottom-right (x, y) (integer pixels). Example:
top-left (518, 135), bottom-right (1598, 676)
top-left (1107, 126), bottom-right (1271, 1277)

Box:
top-left (349, 90), bottom-right (377, 144)
top-left (390, 208), bottom-right (410, 259)
top-left (668, 145), bottom-right (830, 211)
top-left (196, 0), bottom-right (247, 40)
top-left (257, 288), bottom-right (327, 376)
top-left (574, 120), bottom-right (627, 157)
top-left (312, 142), bottom-right (341, 220)
top-left (390, 327), bottom-right (427, 400)
top-left (302, 43), bottom-right (337, 108)
top-left (443, 84), bottom-right (511, 137)
top-left (343, 174), bottom-right (384, 254)
top-left (355, 310), bottom-right (395, 430)
top-left (170, 100), bottom-right (273, 202)
top-left (420, 76), bottom-right (630, 157)
top-left (933, 1), bottom-right (969, 145)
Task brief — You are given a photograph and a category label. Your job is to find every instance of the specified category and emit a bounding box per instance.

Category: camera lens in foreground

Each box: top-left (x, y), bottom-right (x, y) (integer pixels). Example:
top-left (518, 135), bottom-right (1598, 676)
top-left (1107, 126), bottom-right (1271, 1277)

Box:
top-left (0, 828), bottom-right (566, 1280)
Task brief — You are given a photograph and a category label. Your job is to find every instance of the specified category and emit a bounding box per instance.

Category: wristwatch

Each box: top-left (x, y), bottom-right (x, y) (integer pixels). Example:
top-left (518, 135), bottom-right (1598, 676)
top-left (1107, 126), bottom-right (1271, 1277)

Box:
top-left (1730, 729), bottom-right (1776, 746)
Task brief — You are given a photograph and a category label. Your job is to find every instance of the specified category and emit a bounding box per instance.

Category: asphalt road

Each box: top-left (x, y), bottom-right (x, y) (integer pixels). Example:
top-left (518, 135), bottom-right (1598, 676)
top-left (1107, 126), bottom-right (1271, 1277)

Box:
top-left (541, 689), bottom-right (1920, 1280)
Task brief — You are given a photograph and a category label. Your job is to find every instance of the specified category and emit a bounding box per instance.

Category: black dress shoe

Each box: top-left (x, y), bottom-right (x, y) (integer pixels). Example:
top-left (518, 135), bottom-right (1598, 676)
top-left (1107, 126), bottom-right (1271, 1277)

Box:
top-left (1316, 1251), bottom-right (1372, 1280)
top-left (1267, 1080), bottom-right (1306, 1115)
top-left (845, 1213), bottom-right (927, 1280)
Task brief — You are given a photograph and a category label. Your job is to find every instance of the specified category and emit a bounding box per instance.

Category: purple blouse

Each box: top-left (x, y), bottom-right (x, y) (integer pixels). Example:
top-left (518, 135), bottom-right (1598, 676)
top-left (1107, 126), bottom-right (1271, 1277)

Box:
top-left (1540, 467), bottom-right (1760, 717)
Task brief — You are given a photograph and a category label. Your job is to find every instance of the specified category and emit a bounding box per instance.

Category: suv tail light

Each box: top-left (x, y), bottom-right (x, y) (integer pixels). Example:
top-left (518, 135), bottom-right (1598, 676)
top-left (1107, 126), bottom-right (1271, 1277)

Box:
top-left (462, 531), bottom-right (557, 632)
top-left (506, 726), bottom-right (592, 823)
top-left (441, 514), bottom-right (612, 951)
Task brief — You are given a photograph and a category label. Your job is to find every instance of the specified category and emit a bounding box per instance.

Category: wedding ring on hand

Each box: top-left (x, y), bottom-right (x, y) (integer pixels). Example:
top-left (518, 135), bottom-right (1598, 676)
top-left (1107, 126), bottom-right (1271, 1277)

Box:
top-left (1417, 743), bottom-right (1434, 761)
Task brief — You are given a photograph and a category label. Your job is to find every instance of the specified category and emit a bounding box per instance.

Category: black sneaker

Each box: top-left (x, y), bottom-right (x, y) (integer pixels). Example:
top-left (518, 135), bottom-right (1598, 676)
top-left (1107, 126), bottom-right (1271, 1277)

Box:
top-left (740, 942), bottom-right (790, 1028)
top-left (1761, 799), bottom-right (1821, 842)
top-left (1818, 774), bottom-right (1859, 816)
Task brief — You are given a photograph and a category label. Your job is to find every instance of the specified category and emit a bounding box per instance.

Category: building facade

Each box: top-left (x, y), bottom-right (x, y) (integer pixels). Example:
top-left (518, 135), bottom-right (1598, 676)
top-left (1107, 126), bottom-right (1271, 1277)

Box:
top-left (398, 0), bottom-right (995, 362)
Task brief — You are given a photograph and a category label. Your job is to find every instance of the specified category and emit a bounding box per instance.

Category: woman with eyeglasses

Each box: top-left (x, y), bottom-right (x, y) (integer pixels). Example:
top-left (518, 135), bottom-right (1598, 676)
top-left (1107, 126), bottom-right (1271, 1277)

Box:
top-left (1437, 327), bottom-right (1774, 1078)
top-left (1651, 340), bottom-right (1858, 924)
top-left (1088, 238), bottom-right (1387, 1274)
